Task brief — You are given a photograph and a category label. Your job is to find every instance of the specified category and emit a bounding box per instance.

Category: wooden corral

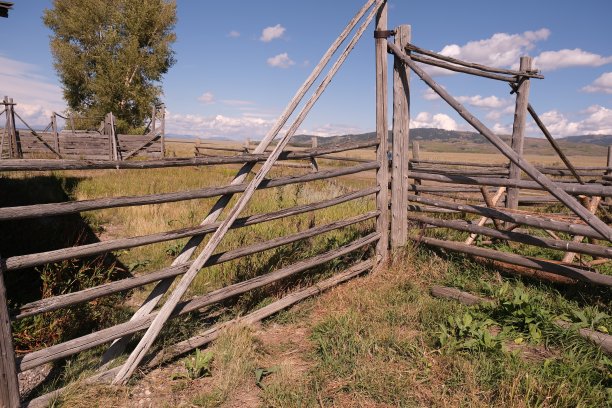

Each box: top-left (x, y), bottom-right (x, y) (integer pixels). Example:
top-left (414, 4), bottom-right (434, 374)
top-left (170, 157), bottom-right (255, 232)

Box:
top-left (1, 0), bottom-right (611, 406)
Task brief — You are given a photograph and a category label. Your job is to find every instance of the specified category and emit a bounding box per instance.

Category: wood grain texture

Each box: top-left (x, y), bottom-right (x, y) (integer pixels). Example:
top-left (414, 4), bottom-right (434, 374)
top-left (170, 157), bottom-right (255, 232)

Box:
top-left (0, 266), bottom-right (20, 408)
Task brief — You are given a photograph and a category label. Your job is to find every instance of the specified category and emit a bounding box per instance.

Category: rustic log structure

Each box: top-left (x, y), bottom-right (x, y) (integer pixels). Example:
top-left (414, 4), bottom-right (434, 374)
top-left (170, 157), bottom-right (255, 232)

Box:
top-left (1, 1), bottom-right (611, 405)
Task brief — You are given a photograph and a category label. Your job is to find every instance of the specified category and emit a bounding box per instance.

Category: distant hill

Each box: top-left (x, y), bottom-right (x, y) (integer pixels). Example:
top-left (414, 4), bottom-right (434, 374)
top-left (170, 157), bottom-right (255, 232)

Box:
top-left (290, 128), bottom-right (610, 156)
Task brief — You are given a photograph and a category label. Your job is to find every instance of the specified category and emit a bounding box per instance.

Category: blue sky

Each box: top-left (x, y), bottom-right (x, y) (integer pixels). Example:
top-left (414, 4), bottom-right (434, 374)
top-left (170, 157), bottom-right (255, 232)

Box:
top-left (1, 0), bottom-right (611, 139)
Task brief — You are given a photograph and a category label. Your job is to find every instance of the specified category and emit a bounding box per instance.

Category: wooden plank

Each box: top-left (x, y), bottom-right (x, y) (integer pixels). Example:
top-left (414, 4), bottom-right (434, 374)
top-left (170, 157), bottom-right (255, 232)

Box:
top-left (0, 264), bottom-right (20, 408)
top-left (407, 171), bottom-right (612, 197)
top-left (110, 1), bottom-right (384, 383)
top-left (0, 162), bottom-right (377, 222)
top-left (391, 24), bottom-right (410, 248)
top-left (375, 0), bottom-right (389, 260)
top-left (407, 194), bottom-right (605, 240)
top-left (17, 234), bottom-right (378, 372)
top-left (562, 196), bottom-right (602, 263)
top-left (5, 189), bottom-right (378, 271)
top-left (390, 42), bottom-right (612, 241)
top-left (507, 57), bottom-right (532, 210)
top-left (430, 285), bottom-right (493, 306)
top-left (23, 258), bottom-right (375, 408)
top-left (411, 235), bottom-right (612, 286)
top-left (0, 140), bottom-right (376, 172)
top-left (121, 133), bottom-right (160, 160)
top-left (464, 187), bottom-right (505, 245)
top-left (410, 54), bottom-right (517, 82)
top-left (409, 213), bottom-right (612, 259)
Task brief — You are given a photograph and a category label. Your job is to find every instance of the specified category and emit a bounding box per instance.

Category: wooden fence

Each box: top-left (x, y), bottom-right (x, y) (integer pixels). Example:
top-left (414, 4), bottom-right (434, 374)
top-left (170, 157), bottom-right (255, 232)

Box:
top-left (1, 1), bottom-right (611, 406)
top-left (0, 99), bottom-right (165, 161)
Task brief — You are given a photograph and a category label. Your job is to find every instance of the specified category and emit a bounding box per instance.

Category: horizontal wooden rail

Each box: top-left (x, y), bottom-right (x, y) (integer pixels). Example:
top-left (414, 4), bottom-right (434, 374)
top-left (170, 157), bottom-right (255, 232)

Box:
top-left (408, 213), bottom-right (612, 259)
top-left (17, 232), bottom-right (379, 372)
top-left (410, 54), bottom-right (518, 82)
top-left (410, 159), bottom-right (508, 168)
top-left (411, 235), bottom-right (612, 286)
top-left (409, 166), bottom-right (509, 177)
top-left (4, 188), bottom-right (378, 271)
top-left (0, 161), bottom-right (378, 221)
top-left (0, 140), bottom-right (377, 172)
top-left (405, 43), bottom-right (544, 79)
top-left (24, 257), bottom-right (375, 408)
top-left (408, 171), bottom-right (612, 197)
top-left (14, 210), bottom-right (378, 319)
top-left (407, 194), bottom-right (604, 240)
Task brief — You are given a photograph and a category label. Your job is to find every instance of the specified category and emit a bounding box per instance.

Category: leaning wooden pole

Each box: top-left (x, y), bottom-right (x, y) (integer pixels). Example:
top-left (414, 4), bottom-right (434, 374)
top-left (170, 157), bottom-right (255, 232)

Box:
top-left (388, 42), bottom-right (612, 241)
top-left (112, 1), bottom-right (384, 384)
top-left (375, 0), bottom-right (389, 259)
top-left (390, 24), bottom-right (410, 248)
top-left (100, 0), bottom-right (383, 368)
top-left (506, 56), bottom-right (532, 210)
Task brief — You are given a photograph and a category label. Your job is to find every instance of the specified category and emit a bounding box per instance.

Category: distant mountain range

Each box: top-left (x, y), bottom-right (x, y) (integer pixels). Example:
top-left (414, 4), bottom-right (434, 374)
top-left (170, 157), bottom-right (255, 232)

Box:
top-left (289, 129), bottom-right (612, 156)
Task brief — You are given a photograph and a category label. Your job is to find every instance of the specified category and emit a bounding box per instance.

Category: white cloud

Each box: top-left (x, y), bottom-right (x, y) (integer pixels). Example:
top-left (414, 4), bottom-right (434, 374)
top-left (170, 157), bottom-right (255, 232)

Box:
top-left (538, 105), bottom-right (612, 136)
top-left (267, 53), bottom-right (294, 68)
top-left (411, 112), bottom-right (458, 130)
top-left (456, 95), bottom-right (509, 109)
top-left (582, 72), bottom-right (612, 94)
top-left (228, 30), bottom-right (240, 38)
top-left (532, 49), bottom-right (612, 72)
top-left (298, 123), bottom-right (364, 137)
top-left (166, 111), bottom-right (275, 139)
top-left (197, 92), bottom-right (215, 104)
top-left (438, 28), bottom-right (550, 70)
top-left (423, 88), bottom-right (440, 101)
top-left (260, 24), bottom-right (286, 42)
top-left (0, 55), bottom-right (65, 127)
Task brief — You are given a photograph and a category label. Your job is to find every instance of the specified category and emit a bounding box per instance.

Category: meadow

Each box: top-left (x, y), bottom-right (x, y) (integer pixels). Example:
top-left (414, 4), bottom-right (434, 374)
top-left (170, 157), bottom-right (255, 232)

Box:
top-left (2, 139), bottom-right (610, 406)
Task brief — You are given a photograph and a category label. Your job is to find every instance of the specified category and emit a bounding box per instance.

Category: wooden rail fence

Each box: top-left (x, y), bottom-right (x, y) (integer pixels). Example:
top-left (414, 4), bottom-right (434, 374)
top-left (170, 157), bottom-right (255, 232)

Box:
top-left (1, 1), bottom-right (611, 406)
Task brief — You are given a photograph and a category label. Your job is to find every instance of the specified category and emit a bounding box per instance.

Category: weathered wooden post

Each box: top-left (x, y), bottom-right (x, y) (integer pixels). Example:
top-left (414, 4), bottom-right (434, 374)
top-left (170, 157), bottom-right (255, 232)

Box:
top-left (105, 113), bottom-right (113, 160)
top-left (391, 24), bottom-right (410, 248)
top-left (310, 136), bottom-right (319, 172)
top-left (412, 140), bottom-right (421, 194)
top-left (506, 56), bottom-right (532, 210)
top-left (110, 112), bottom-right (120, 161)
top-left (159, 104), bottom-right (166, 158)
top-left (51, 113), bottom-right (59, 154)
top-left (0, 262), bottom-right (20, 408)
top-left (151, 105), bottom-right (157, 136)
top-left (375, 0), bottom-right (389, 261)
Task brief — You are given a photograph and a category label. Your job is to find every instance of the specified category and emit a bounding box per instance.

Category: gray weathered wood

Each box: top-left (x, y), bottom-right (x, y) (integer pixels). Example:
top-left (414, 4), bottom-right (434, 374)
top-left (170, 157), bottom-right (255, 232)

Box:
top-left (407, 171), bottom-right (612, 197)
top-left (0, 264), bottom-right (20, 408)
top-left (562, 196), bottom-right (602, 263)
top-left (122, 133), bottom-right (160, 160)
top-left (5, 188), bottom-right (377, 272)
top-left (411, 235), bottom-right (612, 286)
top-left (375, 0), bottom-right (389, 260)
top-left (0, 161), bottom-right (377, 222)
top-left (407, 194), bottom-right (605, 240)
top-left (23, 258), bottom-right (375, 408)
top-left (507, 57), bottom-right (532, 210)
top-left (17, 233), bottom-right (378, 372)
top-left (430, 285), bottom-right (493, 306)
top-left (410, 54), bottom-right (517, 82)
top-left (111, 1), bottom-right (383, 383)
top-left (464, 187), bottom-right (505, 245)
top-left (390, 42), bottom-right (612, 241)
top-left (405, 43), bottom-right (544, 79)
top-left (409, 213), bottom-right (612, 259)
top-left (390, 24), bottom-right (410, 248)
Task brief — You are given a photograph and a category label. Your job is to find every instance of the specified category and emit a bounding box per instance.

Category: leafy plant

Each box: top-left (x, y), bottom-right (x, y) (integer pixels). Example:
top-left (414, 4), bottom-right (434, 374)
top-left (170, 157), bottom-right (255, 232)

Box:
top-left (173, 349), bottom-right (214, 380)
top-left (438, 312), bottom-right (502, 351)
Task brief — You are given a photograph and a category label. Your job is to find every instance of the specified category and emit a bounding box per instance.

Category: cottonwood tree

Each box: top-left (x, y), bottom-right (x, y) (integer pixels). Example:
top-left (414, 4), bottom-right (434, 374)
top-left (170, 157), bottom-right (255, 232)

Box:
top-left (44, 0), bottom-right (176, 131)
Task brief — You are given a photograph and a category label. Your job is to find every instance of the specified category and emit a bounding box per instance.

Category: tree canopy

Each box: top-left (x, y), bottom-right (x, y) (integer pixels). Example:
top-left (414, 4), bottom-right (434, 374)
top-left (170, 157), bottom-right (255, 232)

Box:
top-left (44, 0), bottom-right (176, 130)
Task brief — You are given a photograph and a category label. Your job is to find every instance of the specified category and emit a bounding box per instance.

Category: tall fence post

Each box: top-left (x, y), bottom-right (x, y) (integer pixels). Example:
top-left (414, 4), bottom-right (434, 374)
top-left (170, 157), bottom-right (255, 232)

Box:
top-left (374, 0), bottom-right (389, 261)
top-left (159, 104), bottom-right (166, 158)
top-left (109, 112), bottom-right (119, 161)
top-left (51, 113), bottom-right (59, 154)
top-left (0, 263), bottom-right (20, 408)
top-left (506, 56), bottom-right (532, 210)
top-left (391, 24), bottom-right (410, 248)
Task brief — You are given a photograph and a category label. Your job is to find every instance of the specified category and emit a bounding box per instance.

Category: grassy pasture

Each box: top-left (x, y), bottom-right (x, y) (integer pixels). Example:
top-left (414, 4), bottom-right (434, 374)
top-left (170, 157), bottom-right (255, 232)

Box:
top-left (2, 140), bottom-right (610, 406)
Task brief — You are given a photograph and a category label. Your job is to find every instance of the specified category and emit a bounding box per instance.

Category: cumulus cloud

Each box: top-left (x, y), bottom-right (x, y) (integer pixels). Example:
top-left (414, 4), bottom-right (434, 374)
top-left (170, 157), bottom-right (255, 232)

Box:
top-left (411, 112), bottom-right (458, 130)
top-left (260, 24), bottom-right (286, 42)
top-left (456, 95), bottom-right (509, 109)
top-left (538, 105), bottom-right (612, 136)
top-left (0, 55), bottom-right (65, 127)
top-left (298, 123), bottom-right (364, 137)
top-left (267, 53), bottom-right (294, 68)
top-left (438, 28), bottom-right (550, 70)
top-left (423, 88), bottom-right (440, 101)
top-left (197, 92), bottom-right (215, 104)
top-left (165, 111), bottom-right (275, 139)
top-left (582, 72), bottom-right (612, 94)
top-left (531, 49), bottom-right (612, 72)
top-left (228, 30), bottom-right (240, 38)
